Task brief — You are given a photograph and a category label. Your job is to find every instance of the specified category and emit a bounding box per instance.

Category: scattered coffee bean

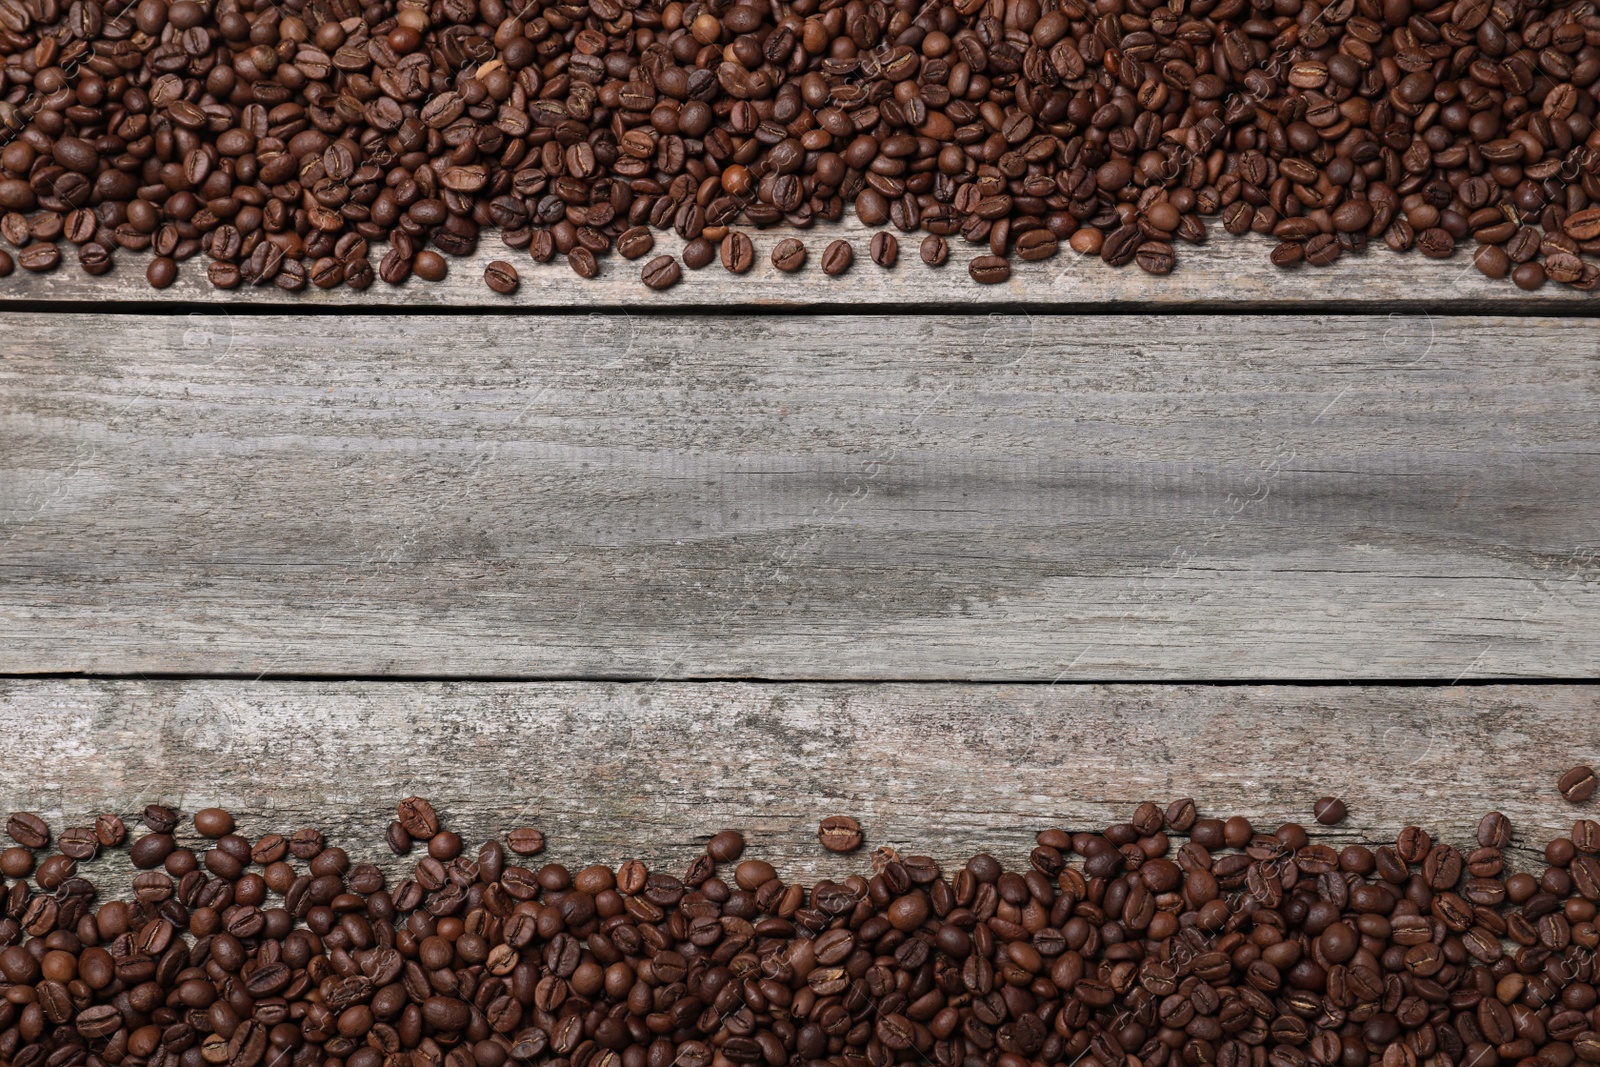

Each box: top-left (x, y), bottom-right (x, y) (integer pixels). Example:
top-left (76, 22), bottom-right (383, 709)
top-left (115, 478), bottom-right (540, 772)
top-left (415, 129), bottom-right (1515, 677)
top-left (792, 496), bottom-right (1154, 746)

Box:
top-left (5, 812), bottom-right (48, 848)
top-left (1561, 766), bottom-right (1596, 803)
top-left (920, 235), bottom-right (949, 267)
top-left (17, 243), bottom-right (59, 272)
top-left (193, 808), bottom-right (235, 838)
top-left (207, 260), bottom-right (241, 289)
top-left (483, 261), bottom-right (520, 294)
top-left (1136, 241), bottom-right (1176, 274)
top-left (57, 827), bottom-right (99, 860)
top-left (968, 255), bottom-right (1010, 284)
top-left (146, 257), bottom-right (177, 289)
top-left (566, 247), bottom-right (598, 280)
top-left (94, 814), bottom-right (126, 847)
top-left (617, 227), bottom-right (655, 260)
top-left (414, 251), bottom-right (448, 282)
top-left (706, 829), bottom-right (745, 862)
top-left (1015, 230), bottom-right (1059, 262)
top-left (870, 232), bottom-right (898, 268)
top-left (818, 815), bottom-right (863, 852)
top-left (506, 827), bottom-right (546, 855)
top-left (771, 239), bottom-right (807, 273)
top-left (1313, 797), bottom-right (1347, 825)
top-left (682, 238), bottom-right (716, 270)
top-left (720, 232), bottom-right (755, 274)
top-left (821, 239), bottom-right (854, 276)
top-left (642, 254), bottom-right (683, 290)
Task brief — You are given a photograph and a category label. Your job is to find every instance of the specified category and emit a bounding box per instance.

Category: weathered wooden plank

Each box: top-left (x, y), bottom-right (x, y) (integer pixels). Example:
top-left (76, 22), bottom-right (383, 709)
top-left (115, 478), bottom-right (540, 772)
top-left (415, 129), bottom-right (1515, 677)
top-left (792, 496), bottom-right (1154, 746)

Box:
top-left (0, 680), bottom-right (1592, 897)
top-left (3, 313), bottom-right (1598, 679)
top-left (2, 222), bottom-right (1594, 313)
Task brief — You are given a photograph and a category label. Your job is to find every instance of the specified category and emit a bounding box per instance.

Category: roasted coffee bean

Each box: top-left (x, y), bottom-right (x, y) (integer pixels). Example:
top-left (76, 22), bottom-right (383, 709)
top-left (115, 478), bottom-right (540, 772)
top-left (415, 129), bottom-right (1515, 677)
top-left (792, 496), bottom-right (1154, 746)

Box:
top-left (870, 232), bottom-right (898, 268)
top-left (707, 830), bottom-right (745, 862)
top-left (207, 260), bottom-right (241, 288)
top-left (617, 227), bottom-right (655, 260)
top-left (414, 251), bottom-right (448, 282)
top-left (818, 816), bottom-right (863, 852)
top-left (772, 239), bottom-right (806, 272)
top-left (94, 815), bottom-right (126, 847)
top-left (682, 238), bottom-right (716, 270)
top-left (147, 257), bottom-right (178, 289)
top-left (1560, 767), bottom-right (1596, 803)
top-left (18, 243), bottom-right (60, 272)
top-left (921, 235), bottom-right (949, 267)
top-left (1015, 230), bottom-right (1058, 262)
top-left (6, 813), bottom-right (49, 848)
top-left (1101, 226), bottom-right (1142, 267)
top-left (821, 239), bottom-right (854, 276)
top-left (484, 261), bottom-right (520, 294)
top-left (968, 254), bottom-right (1010, 283)
top-left (58, 827), bottom-right (99, 860)
top-left (506, 828), bottom-right (545, 855)
top-left (1135, 241), bottom-right (1175, 274)
top-left (1313, 798), bottom-right (1347, 825)
top-left (642, 254), bottom-right (682, 290)
top-left (720, 232), bottom-right (755, 274)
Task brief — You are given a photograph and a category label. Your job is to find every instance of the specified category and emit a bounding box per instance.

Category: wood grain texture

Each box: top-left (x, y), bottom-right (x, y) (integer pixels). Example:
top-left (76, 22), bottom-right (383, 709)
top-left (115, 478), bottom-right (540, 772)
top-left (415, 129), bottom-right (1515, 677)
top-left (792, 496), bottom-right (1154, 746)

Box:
top-left (4, 313), bottom-right (1599, 680)
top-left (0, 680), bottom-right (1593, 897)
top-left (2, 221), bottom-right (1595, 313)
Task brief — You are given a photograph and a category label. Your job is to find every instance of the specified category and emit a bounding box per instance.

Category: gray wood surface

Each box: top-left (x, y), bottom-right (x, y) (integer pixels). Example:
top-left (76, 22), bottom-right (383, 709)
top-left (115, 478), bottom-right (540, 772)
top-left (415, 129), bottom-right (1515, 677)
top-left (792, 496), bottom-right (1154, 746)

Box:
top-left (0, 680), bottom-right (1593, 895)
top-left (2, 221), bottom-right (1594, 313)
top-left (3, 313), bottom-right (1598, 680)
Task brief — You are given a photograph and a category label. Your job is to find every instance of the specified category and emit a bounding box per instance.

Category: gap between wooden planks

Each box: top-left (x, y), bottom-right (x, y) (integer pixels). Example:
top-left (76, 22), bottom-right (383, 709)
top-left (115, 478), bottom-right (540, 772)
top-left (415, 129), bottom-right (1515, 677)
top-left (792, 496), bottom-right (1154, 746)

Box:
top-left (2, 313), bottom-right (1597, 679)
top-left (1, 221), bottom-right (1595, 312)
top-left (0, 680), bottom-right (1593, 897)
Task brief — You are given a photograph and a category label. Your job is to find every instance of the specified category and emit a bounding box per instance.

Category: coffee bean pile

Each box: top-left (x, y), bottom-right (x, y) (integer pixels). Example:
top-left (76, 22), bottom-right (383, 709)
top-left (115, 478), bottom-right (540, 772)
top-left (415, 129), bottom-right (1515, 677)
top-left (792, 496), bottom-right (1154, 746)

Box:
top-left (1, 0), bottom-right (1599, 292)
top-left (2, 795), bottom-right (1600, 1067)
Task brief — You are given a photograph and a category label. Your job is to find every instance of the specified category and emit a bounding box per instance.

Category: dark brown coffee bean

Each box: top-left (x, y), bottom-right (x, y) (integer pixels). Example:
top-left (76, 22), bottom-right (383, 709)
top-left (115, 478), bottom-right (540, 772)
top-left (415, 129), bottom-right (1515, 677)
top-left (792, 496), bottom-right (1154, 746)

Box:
top-left (720, 231), bottom-right (754, 273)
top-left (772, 238), bottom-right (806, 272)
top-left (682, 237), bottom-right (716, 270)
top-left (58, 827), bottom-right (99, 860)
top-left (707, 830), bottom-right (745, 862)
top-left (1015, 229), bottom-right (1058, 261)
top-left (6, 813), bottom-right (49, 848)
top-left (1135, 241), bottom-right (1175, 274)
top-left (968, 254), bottom-right (1010, 283)
top-left (147, 256), bottom-right (178, 288)
top-left (1313, 798), bottom-right (1347, 825)
top-left (870, 231), bottom-right (898, 268)
top-left (414, 250), bottom-right (448, 281)
top-left (819, 816), bottom-right (863, 852)
top-left (94, 814), bottom-right (126, 847)
top-left (484, 260), bottom-right (519, 294)
top-left (1560, 766), bottom-right (1596, 803)
top-left (18, 243), bottom-right (60, 272)
top-left (821, 239), bottom-right (854, 276)
top-left (920, 235), bottom-right (949, 266)
top-left (379, 250), bottom-right (412, 285)
top-left (397, 798), bottom-right (439, 839)
top-left (617, 226), bottom-right (654, 260)
top-left (1271, 241), bottom-right (1305, 267)
top-left (506, 828), bottom-right (544, 855)
top-left (642, 254), bottom-right (682, 290)
top-left (1101, 226), bottom-right (1141, 267)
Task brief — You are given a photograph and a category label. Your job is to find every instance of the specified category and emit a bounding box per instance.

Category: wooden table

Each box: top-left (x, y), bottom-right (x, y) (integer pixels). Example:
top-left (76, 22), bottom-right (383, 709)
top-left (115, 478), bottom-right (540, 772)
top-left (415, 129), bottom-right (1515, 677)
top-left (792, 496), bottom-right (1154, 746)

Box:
top-left (2, 232), bottom-right (1597, 881)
